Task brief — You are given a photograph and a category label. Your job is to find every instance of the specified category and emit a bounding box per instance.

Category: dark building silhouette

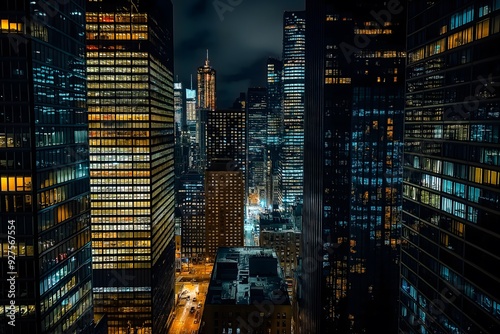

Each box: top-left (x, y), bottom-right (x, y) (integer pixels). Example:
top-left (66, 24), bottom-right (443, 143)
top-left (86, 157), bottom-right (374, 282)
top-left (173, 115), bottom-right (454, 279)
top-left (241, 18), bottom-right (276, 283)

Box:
top-left (400, 1), bottom-right (500, 333)
top-left (0, 1), bottom-right (93, 333)
top-left (301, 1), bottom-right (406, 332)
top-left (86, 0), bottom-right (176, 333)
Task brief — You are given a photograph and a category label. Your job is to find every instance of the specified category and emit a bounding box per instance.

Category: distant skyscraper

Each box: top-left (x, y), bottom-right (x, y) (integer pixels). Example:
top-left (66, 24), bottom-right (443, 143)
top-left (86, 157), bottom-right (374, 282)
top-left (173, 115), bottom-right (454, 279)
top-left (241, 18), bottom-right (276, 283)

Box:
top-left (177, 172), bottom-right (205, 262)
top-left (185, 82), bottom-right (197, 169)
top-left (205, 159), bottom-right (245, 260)
top-left (206, 108), bottom-right (247, 184)
top-left (267, 58), bottom-right (284, 207)
top-left (247, 87), bottom-right (268, 205)
top-left (174, 81), bottom-right (184, 132)
top-left (400, 1), bottom-right (500, 333)
top-left (282, 11), bottom-right (306, 206)
top-left (301, 1), bottom-right (405, 333)
top-left (267, 58), bottom-right (283, 146)
top-left (197, 50), bottom-right (216, 111)
top-left (0, 1), bottom-right (93, 333)
top-left (86, 1), bottom-right (176, 333)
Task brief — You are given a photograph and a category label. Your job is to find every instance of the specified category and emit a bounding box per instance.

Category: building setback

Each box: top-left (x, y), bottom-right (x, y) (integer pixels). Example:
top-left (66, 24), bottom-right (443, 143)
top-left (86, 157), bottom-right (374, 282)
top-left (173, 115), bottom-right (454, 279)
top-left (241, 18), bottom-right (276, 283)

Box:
top-left (400, 1), bottom-right (500, 333)
top-left (86, 0), bottom-right (175, 332)
top-left (0, 1), bottom-right (93, 333)
top-left (200, 247), bottom-right (291, 334)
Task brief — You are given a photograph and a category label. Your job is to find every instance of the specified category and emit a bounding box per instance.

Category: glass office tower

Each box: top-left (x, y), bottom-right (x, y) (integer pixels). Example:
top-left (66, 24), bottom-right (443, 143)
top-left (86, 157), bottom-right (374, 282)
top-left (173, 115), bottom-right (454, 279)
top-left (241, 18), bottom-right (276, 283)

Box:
top-left (301, 1), bottom-right (405, 333)
top-left (400, 1), bottom-right (500, 333)
top-left (86, 0), bottom-right (175, 333)
top-left (267, 58), bottom-right (284, 208)
top-left (0, 1), bottom-right (93, 333)
top-left (282, 11), bottom-right (305, 207)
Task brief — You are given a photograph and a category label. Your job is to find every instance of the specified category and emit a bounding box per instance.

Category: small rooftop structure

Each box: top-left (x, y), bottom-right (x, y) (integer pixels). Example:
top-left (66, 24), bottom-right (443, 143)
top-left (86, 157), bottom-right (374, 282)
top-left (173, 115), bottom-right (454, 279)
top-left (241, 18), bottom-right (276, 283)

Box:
top-left (206, 247), bottom-right (290, 306)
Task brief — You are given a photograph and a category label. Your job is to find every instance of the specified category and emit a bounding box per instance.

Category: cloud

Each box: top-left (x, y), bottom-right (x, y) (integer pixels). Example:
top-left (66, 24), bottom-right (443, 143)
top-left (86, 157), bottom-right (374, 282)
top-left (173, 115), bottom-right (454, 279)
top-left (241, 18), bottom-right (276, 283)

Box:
top-left (173, 0), bottom-right (304, 108)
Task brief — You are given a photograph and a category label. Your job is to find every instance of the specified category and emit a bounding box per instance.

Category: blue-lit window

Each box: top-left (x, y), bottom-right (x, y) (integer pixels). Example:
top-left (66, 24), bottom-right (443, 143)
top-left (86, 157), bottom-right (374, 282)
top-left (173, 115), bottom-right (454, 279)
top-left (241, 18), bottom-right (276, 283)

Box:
top-left (479, 5), bottom-right (491, 17)
top-left (443, 179), bottom-right (453, 194)
top-left (442, 197), bottom-right (453, 213)
top-left (450, 6), bottom-right (474, 30)
top-left (468, 186), bottom-right (480, 202)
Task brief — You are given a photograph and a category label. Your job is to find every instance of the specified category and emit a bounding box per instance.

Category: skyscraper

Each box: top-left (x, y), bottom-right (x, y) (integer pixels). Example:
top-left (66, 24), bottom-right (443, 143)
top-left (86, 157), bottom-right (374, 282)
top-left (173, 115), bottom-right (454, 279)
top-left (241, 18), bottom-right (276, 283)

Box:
top-left (247, 87), bottom-right (268, 206)
top-left (197, 50), bottom-right (216, 111)
top-left (177, 172), bottom-right (205, 263)
top-left (400, 1), bottom-right (500, 333)
top-left (267, 58), bottom-right (283, 147)
top-left (301, 1), bottom-right (406, 332)
top-left (86, 1), bottom-right (175, 333)
top-left (206, 108), bottom-right (247, 183)
top-left (0, 1), bottom-right (93, 333)
top-left (282, 11), bottom-right (306, 207)
top-left (267, 58), bottom-right (284, 208)
top-left (205, 159), bottom-right (245, 260)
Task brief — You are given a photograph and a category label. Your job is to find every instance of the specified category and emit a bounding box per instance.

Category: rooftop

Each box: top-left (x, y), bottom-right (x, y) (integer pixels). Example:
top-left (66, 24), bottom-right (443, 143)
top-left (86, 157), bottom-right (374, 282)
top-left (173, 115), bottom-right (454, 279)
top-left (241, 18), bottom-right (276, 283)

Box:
top-left (206, 247), bottom-right (290, 306)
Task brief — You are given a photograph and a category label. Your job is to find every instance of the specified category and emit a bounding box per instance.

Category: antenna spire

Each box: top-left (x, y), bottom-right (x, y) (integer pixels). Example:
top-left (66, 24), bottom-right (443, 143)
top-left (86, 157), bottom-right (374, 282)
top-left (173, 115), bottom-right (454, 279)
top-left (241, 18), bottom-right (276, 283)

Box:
top-left (205, 49), bottom-right (210, 66)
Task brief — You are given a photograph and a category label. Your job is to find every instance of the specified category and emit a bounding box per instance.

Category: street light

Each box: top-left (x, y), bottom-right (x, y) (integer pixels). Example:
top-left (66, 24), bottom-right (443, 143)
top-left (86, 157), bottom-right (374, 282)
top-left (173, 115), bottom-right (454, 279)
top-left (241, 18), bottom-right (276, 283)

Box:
top-left (205, 257), bottom-right (209, 275)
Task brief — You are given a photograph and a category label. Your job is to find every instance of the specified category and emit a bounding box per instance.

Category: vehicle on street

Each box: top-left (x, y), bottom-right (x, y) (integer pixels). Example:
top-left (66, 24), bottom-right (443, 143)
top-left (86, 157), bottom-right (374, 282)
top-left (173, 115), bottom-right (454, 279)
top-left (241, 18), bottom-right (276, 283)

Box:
top-left (192, 297), bottom-right (197, 302)
top-left (197, 302), bottom-right (202, 308)
top-left (190, 306), bottom-right (196, 314)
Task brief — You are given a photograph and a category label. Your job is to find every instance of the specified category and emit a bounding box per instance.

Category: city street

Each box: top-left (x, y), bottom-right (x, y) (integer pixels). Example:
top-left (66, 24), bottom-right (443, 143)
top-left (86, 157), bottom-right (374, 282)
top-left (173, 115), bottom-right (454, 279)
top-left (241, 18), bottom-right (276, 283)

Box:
top-left (170, 265), bottom-right (211, 334)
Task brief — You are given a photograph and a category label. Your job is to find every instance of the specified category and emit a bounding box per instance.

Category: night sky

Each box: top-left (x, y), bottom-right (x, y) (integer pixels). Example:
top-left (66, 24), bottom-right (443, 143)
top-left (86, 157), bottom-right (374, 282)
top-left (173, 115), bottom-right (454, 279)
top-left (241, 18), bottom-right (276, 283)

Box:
top-left (173, 0), bottom-right (304, 108)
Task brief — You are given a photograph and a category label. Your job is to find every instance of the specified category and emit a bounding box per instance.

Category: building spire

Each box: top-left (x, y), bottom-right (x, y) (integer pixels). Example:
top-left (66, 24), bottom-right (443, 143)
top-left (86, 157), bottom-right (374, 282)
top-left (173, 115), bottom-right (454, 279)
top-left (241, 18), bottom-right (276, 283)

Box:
top-left (190, 74), bottom-right (193, 90)
top-left (205, 49), bottom-right (210, 67)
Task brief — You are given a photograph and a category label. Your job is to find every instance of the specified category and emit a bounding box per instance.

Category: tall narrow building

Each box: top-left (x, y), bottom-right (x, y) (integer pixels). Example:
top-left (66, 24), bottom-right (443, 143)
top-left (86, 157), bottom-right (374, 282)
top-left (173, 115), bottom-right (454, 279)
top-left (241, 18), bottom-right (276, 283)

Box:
top-left (0, 1), bottom-right (93, 333)
top-left (267, 58), bottom-right (283, 147)
top-left (400, 1), bottom-right (500, 333)
top-left (86, 1), bottom-right (175, 333)
top-left (267, 57), bottom-right (284, 208)
top-left (177, 172), bottom-right (205, 263)
top-left (247, 87), bottom-right (268, 206)
top-left (301, 1), bottom-right (406, 333)
top-left (197, 50), bottom-right (216, 111)
top-left (282, 11), bottom-right (306, 207)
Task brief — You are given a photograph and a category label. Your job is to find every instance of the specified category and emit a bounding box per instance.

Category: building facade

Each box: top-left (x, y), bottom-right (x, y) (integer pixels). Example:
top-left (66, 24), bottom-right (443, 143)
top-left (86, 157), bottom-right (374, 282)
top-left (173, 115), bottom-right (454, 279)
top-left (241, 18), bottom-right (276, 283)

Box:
top-left (282, 11), bottom-right (306, 207)
top-left (247, 87), bottom-right (268, 206)
top-left (206, 108), bottom-right (247, 184)
top-left (86, 0), bottom-right (175, 332)
top-left (205, 160), bottom-right (245, 260)
top-left (0, 1), bottom-right (93, 333)
top-left (400, 1), bottom-right (500, 333)
top-left (200, 247), bottom-right (292, 334)
top-left (177, 172), bottom-right (205, 262)
top-left (301, 1), bottom-right (406, 333)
